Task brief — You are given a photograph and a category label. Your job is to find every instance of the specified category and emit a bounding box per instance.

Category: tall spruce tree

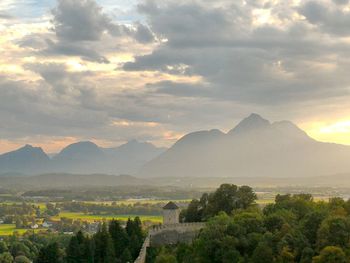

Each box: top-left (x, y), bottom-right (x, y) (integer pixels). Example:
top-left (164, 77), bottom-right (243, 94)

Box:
top-left (94, 223), bottom-right (115, 263)
top-left (66, 236), bottom-right (82, 263)
top-left (109, 220), bottom-right (129, 259)
top-left (82, 236), bottom-right (95, 263)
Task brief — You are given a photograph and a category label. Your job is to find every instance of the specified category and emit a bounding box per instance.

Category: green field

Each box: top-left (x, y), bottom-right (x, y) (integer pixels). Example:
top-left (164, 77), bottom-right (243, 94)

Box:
top-left (84, 199), bottom-right (192, 205)
top-left (52, 212), bottom-right (163, 223)
top-left (256, 199), bottom-right (274, 205)
top-left (0, 224), bottom-right (44, 236)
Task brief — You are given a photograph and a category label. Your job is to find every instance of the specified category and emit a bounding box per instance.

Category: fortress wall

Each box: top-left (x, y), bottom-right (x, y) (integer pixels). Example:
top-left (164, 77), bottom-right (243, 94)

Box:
top-left (149, 222), bottom-right (205, 235)
top-left (134, 223), bottom-right (205, 263)
top-left (134, 235), bottom-right (150, 263)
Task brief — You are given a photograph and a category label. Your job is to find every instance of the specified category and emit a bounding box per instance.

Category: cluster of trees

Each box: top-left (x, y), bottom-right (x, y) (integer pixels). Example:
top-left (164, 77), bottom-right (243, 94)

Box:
top-left (44, 203), bottom-right (60, 217)
top-left (14, 216), bottom-right (37, 229)
top-left (0, 203), bottom-right (40, 229)
top-left (35, 217), bottom-right (144, 263)
top-left (0, 233), bottom-right (70, 263)
top-left (50, 217), bottom-right (88, 233)
top-left (180, 184), bottom-right (257, 222)
top-left (0, 202), bottom-right (62, 229)
top-left (0, 203), bottom-right (37, 217)
top-left (0, 217), bottom-right (145, 263)
top-left (152, 185), bottom-right (350, 263)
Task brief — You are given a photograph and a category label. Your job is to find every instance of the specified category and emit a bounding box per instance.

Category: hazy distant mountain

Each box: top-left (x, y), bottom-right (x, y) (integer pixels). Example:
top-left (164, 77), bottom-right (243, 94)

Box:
top-left (55, 141), bottom-right (104, 161)
top-left (52, 141), bottom-right (107, 174)
top-left (139, 114), bottom-right (350, 178)
top-left (228, 113), bottom-right (270, 134)
top-left (103, 140), bottom-right (167, 174)
top-left (0, 145), bottom-right (50, 174)
top-left (0, 140), bottom-right (166, 175)
top-left (0, 173), bottom-right (149, 189)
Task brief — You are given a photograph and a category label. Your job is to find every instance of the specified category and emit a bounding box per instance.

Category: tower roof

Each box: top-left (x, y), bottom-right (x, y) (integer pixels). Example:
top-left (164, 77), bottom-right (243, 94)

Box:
top-left (163, 201), bottom-right (179, 210)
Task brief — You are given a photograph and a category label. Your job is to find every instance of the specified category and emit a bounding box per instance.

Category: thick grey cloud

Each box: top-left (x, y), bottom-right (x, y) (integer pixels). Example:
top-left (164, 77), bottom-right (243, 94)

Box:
top-left (0, 66), bottom-right (153, 142)
top-left (147, 81), bottom-right (212, 97)
top-left (300, 1), bottom-right (350, 36)
top-left (0, 60), bottom-right (248, 144)
top-left (0, 63), bottom-right (196, 143)
top-left (25, 63), bottom-right (90, 95)
top-left (137, 1), bottom-right (235, 47)
top-left (124, 0), bottom-right (350, 106)
top-left (0, 74), bottom-right (106, 140)
top-left (52, 0), bottom-right (129, 42)
top-left (41, 0), bottom-right (155, 63)
top-left (44, 39), bottom-right (110, 63)
top-left (17, 34), bottom-right (110, 63)
top-left (47, 0), bottom-right (126, 62)
top-left (134, 22), bottom-right (155, 43)
top-left (333, 0), bottom-right (349, 5)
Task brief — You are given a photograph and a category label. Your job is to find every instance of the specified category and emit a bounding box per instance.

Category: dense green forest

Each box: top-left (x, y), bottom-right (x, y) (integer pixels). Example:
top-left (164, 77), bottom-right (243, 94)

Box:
top-left (0, 218), bottom-right (144, 263)
top-left (151, 184), bottom-right (350, 263)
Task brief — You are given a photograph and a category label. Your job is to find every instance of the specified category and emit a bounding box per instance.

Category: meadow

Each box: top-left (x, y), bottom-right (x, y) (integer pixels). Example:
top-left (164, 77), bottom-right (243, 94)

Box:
top-left (0, 224), bottom-right (44, 236)
top-left (51, 212), bottom-right (163, 223)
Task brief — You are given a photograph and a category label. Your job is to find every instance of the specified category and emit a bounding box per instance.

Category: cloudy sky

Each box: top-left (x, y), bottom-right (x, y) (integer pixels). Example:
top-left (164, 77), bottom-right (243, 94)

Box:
top-left (1, 0), bottom-right (350, 153)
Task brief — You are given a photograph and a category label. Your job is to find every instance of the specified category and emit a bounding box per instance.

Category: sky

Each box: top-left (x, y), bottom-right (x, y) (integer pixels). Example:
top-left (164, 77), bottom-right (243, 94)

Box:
top-left (1, 0), bottom-right (350, 153)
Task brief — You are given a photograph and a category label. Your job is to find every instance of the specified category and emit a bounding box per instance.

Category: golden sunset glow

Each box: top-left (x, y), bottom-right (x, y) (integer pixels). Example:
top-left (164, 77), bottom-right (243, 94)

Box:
top-left (303, 120), bottom-right (350, 145)
top-left (0, 137), bottom-right (79, 154)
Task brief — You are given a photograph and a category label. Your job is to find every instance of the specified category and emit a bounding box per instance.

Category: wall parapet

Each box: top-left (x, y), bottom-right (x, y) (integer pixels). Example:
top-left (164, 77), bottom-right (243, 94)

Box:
top-left (149, 222), bottom-right (205, 235)
top-left (134, 235), bottom-right (150, 263)
top-left (134, 222), bottom-right (205, 263)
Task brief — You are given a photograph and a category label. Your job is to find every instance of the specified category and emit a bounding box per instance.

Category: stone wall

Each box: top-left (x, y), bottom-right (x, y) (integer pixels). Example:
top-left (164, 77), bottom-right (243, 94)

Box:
top-left (134, 223), bottom-right (205, 263)
top-left (149, 223), bottom-right (205, 247)
top-left (134, 235), bottom-right (150, 263)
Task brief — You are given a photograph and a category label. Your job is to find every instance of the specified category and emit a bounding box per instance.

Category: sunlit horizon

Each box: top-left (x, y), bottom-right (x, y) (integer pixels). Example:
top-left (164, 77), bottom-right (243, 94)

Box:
top-left (1, 116), bottom-right (350, 154)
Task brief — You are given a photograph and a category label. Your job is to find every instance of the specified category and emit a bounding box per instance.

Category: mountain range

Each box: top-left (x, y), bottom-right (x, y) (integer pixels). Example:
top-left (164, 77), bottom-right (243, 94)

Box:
top-left (0, 140), bottom-right (166, 175)
top-left (138, 114), bottom-right (350, 178)
top-left (2, 113), bottom-right (350, 179)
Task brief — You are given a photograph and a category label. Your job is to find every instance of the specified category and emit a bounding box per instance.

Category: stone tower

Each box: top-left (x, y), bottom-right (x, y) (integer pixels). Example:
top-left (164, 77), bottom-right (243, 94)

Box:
top-left (162, 201), bottom-right (180, 225)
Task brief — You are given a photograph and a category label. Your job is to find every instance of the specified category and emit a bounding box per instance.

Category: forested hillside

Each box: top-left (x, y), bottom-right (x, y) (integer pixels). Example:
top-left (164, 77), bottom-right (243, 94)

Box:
top-left (150, 184), bottom-right (350, 263)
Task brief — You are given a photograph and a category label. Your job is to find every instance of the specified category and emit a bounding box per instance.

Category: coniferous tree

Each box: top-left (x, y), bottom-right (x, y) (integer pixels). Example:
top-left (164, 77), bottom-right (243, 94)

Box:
top-left (76, 230), bottom-right (85, 244)
top-left (126, 218), bottom-right (143, 243)
top-left (66, 236), bottom-right (82, 263)
top-left (94, 223), bottom-right (115, 263)
top-left (35, 242), bottom-right (62, 263)
top-left (133, 217), bottom-right (143, 243)
top-left (109, 220), bottom-right (129, 259)
top-left (129, 234), bottom-right (141, 259)
top-left (125, 219), bottom-right (133, 237)
top-left (82, 237), bottom-right (95, 263)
